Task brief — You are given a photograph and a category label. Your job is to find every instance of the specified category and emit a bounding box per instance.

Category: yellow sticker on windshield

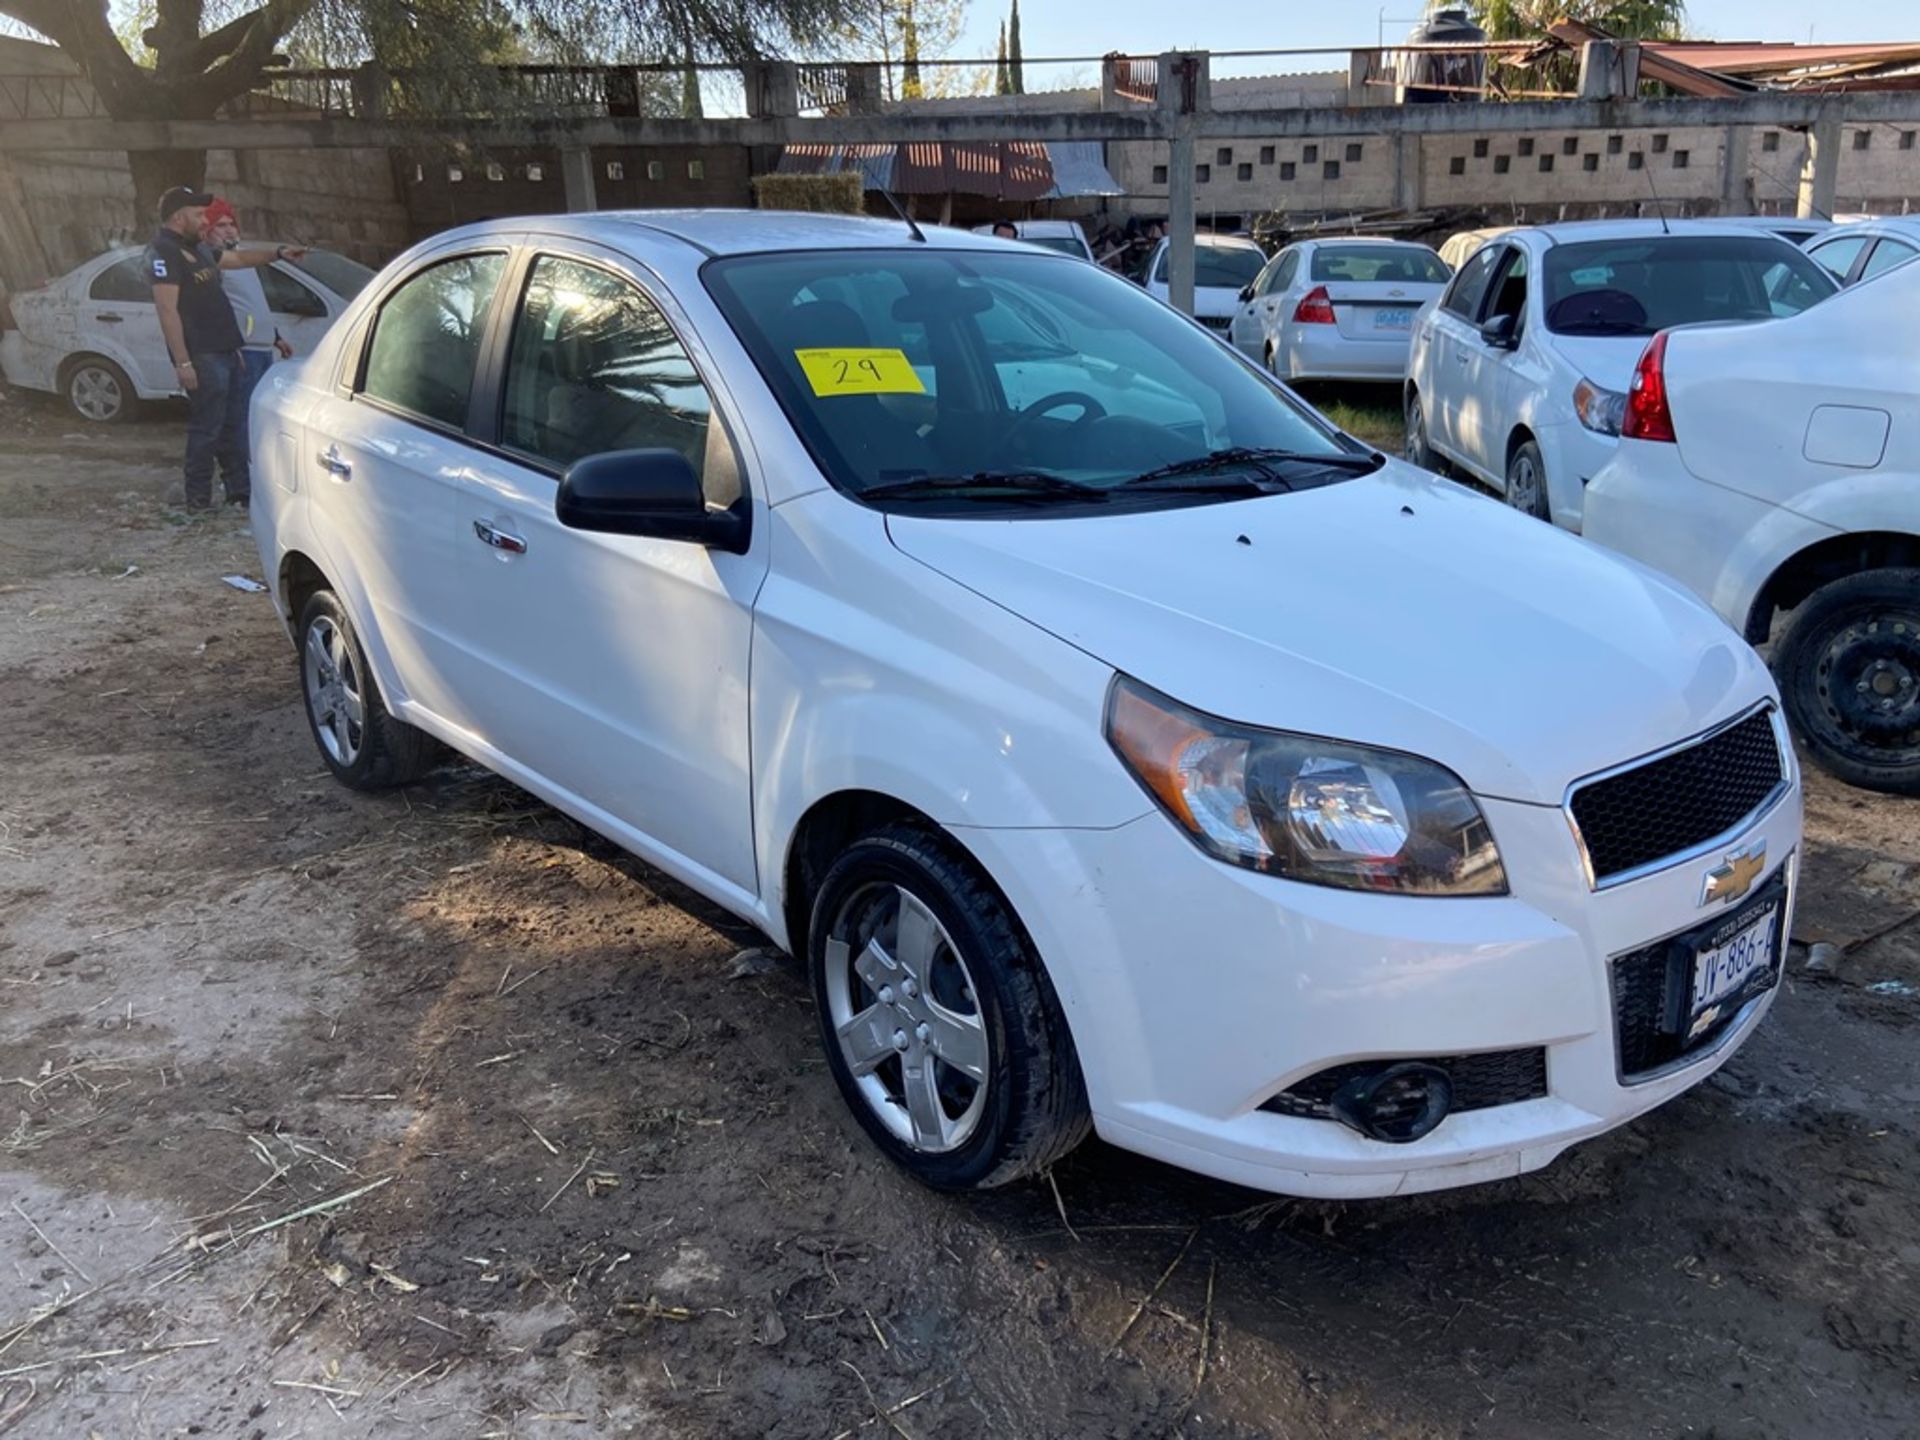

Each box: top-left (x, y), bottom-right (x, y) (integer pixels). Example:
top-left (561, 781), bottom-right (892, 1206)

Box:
top-left (795, 347), bottom-right (926, 397)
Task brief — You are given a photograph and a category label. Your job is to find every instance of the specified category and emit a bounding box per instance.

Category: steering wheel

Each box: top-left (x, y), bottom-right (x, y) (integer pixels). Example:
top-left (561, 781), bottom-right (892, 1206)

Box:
top-left (1003, 390), bottom-right (1108, 447)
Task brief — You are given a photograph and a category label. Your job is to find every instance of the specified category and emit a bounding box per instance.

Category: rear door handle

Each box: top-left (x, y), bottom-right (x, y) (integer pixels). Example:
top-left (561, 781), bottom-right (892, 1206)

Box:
top-left (473, 518), bottom-right (527, 555)
top-left (318, 445), bottom-right (351, 479)
top-left (96, 313), bottom-right (123, 323)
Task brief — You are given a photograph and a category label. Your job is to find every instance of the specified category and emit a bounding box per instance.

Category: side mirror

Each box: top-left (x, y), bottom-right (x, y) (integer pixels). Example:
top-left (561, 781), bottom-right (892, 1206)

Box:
top-left (1237, 283), bottom-right (1257, 303)
top-left (556, 448), bottom-right (748, 552)
top-left (1479, 312), bottom-right (1519, 350)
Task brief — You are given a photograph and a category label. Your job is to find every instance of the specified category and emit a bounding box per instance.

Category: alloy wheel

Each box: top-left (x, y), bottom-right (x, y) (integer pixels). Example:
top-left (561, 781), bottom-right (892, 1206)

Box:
top-left (822, 882), bottom-right (989, 1154)
top-left (303, 616), bottom-right (367, 767)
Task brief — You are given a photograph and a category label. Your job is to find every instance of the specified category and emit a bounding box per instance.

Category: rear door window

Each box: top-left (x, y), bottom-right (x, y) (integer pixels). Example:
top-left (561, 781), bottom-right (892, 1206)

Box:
top-left (359, 252), bottom-right (507, 430)
top-left (260, 265), bottom-right (327, 318)
top-left (89, 256), bottom-right (154, 304)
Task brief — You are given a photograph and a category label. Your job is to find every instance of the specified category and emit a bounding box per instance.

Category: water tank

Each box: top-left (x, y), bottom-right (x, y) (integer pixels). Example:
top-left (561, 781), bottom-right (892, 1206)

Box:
top-left (1403, 5), bottom-right (1488, 104)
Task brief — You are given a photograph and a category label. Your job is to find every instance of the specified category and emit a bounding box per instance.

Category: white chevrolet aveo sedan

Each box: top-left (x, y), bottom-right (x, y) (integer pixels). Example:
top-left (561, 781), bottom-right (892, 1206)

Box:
top-left (251, 212), bottom-right (1802, 1199)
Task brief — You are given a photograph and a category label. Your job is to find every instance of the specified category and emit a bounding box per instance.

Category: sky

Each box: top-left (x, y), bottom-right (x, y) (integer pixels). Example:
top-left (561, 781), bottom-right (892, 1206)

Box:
top-left (957, 0), bottom-right (1918, 83)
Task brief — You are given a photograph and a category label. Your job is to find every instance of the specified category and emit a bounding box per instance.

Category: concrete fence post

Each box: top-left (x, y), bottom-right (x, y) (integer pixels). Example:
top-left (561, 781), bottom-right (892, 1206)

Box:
top-left (1159, 51), bottom-right (1208, 318)
top-left (560, 146), bottom-right (597, 212)
top-left (1797, 114), bottom-right (1841, 219)
top-left (1720, 124), bottom-right (1753, 215)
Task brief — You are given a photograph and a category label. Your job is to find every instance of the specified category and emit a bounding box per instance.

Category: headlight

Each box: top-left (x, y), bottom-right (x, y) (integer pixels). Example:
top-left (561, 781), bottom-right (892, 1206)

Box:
top-left (1105, 677), bottom-right (1507, 895)
top-left (1573, 377), bottom-right (1627, 437)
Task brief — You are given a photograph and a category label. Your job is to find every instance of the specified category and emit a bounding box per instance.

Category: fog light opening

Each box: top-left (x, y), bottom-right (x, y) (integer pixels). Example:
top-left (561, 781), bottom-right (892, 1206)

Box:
top-left (1329, 1062), bottom-right (1454, 1143)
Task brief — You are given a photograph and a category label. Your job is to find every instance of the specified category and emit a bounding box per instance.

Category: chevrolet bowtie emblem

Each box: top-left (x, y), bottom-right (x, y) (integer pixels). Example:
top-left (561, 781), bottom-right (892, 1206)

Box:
top-left (1702, 842), bottom-right (1766, 907)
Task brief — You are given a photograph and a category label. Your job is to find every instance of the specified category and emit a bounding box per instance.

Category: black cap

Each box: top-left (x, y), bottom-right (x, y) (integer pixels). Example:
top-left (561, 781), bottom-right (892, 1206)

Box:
top-left (157, 185), bottom-right (216, 221)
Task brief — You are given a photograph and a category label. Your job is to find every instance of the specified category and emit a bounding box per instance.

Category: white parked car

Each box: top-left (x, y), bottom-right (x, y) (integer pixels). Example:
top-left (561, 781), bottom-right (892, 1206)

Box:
top-left (970, 219), bottom-right (1095, 262)
top-left (1403, 220), bottom-right (1836, 530)
top-left (1136, 233), bottom-right (1268, 337)
top-left (1708, 215), bottom-right (1832, 247)
top-left (253, 212), bottom-right (1802, 1199)
top-left (0, 244), bottom-right (373, 422)
top-left (1228, 238), bottom-right (1450, 382)
top-left (1437, 225), bottom-right (1514, 273)
top-left (1585, 260), bottom-right (1920, 796)
top-left (1803, 217), bottom-right (1920, 288)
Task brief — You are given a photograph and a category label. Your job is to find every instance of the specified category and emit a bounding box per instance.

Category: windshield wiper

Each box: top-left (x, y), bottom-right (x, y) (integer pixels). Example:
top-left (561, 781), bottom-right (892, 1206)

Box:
top-left (1118, 446), bottom-right (1385, 490)
top-left (859, 470), bottom-right (1111, 503)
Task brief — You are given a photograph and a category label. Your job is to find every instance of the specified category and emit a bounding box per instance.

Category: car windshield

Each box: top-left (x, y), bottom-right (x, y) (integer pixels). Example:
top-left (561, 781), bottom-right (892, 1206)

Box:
top-left (1154, 244), bottom-right (1268, 289)
top-left (703, 248), bottom-right (1358, 507)
top-left (1310, 245), bottom-right (1449, 284)
top-left (289, 250), bottom-right (376, 301)
top-left (1542, 235), bottom-right (1835, 336)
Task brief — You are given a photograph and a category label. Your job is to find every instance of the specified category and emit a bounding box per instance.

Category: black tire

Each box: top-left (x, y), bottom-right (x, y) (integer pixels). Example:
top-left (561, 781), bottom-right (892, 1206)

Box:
top-left (1505, 437), bottom-right (1551, 521)
top-left (808, 823), bottom-right (1091, 1190)
top-left (295, 590), bottom-right (439, 791)
top-left (1773, 567), bottom-right (1920, 797)
top-left (62, 355), bottom-right (138, 424)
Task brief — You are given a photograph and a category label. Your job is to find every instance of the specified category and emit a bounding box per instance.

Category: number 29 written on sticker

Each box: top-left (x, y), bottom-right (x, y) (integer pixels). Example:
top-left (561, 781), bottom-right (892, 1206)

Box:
top-left (795, 347), bottom-right (925, 397)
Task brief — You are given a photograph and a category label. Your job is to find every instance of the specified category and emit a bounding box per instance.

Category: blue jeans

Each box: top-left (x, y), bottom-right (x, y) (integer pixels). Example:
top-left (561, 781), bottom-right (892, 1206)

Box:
top-left (183, 350), bottom-right (250, 507)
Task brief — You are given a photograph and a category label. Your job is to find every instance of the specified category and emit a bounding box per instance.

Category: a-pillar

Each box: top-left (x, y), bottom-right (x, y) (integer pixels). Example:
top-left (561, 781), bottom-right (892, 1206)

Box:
top-left (1797, 114), bottom-right (1840, 220)
top-left (561, 146), bottom-right (597, 213)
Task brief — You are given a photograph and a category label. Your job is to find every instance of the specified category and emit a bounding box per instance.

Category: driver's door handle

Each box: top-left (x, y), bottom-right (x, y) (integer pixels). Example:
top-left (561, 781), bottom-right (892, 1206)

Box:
top-left (473, 518), bottom-right (527, 555)
top-left (317, 445), bottom-right (351, 479)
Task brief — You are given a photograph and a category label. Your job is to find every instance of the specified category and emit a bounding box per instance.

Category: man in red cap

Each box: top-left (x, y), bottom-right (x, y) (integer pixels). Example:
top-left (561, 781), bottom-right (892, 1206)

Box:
top-left (201, 199), bottom-right (295, 463)
top-left (146, 185), bottom-right (305, 510)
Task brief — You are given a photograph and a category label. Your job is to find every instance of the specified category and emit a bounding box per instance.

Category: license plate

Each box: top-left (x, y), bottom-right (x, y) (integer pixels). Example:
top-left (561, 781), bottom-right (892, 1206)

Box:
top-left (1373, 308), bottom-right (1414, 330)
top-left (1685, 903), bottom-right (1780, 1037)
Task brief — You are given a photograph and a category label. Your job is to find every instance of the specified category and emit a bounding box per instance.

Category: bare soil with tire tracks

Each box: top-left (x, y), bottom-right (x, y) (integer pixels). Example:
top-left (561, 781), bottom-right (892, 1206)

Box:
top-left (2, 398), bottom-right (1918, 1439)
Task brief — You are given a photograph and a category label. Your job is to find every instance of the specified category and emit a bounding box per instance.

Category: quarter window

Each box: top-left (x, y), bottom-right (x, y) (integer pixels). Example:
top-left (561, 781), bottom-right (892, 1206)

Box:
top-left (501, 254), bottom-right (714, 474)
top-left (1861, 239), bottom-right (1919, 281)
top-left (1807, 233), bottom-right (1869, 282)
top-left (90, 255), bottom-right (154, 303)
top-left (360, 253), bottom-right (506, 429)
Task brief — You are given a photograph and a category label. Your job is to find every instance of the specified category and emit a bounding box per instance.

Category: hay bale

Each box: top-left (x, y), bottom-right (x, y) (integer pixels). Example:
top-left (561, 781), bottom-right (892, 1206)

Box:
top-left (752, 173), bottom-right (865, 214)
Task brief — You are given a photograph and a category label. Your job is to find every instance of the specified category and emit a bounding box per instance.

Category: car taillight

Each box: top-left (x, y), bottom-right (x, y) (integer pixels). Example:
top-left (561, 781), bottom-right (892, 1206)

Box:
top-left (1293, 285), bottom-right (1337, 325)
top-left (1622, 332), bottom-right (1676, 443)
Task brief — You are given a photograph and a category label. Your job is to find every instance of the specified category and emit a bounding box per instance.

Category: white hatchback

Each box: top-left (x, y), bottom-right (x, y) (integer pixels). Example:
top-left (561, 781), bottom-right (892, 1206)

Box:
top-left (1404, 221), bottom-right (1836, 530)
top-left (1136, 233), bottom-right (1268, 339)
top-left (1, 245), bottom-right (372, 422)
top-left (252, 212), bottom-right (1801, 1199)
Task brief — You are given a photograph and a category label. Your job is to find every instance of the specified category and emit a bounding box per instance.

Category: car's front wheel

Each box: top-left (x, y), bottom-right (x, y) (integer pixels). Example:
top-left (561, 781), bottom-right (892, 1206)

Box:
top-left (64, 356), bottom-right (137, 424)
top-left (808, 824), bottom-right (1090, 1190)
top-left (1774, 567), bottom-right (1920, 796)
top-left (296, 590), bottom-right (440, 791)
top-left (1404, 389), bottom-right (1440, 472)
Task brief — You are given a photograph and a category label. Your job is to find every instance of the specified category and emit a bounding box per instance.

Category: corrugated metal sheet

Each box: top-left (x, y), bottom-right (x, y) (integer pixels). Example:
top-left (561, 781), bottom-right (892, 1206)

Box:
top-left (1041, 142), bottom-right (1123, 199)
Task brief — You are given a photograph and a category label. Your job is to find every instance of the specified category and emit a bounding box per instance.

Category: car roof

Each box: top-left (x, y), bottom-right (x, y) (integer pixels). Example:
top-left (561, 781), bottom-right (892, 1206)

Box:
top-left (1819, 215), bottom-right (1920, 240)
top-left (505, 209), bottom-right (1016, 258)
top-left (1496, 218), bottom-right (1816, 247)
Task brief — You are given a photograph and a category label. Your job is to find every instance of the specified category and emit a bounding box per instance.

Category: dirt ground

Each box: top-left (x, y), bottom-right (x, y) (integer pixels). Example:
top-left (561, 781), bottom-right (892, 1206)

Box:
top-left (2, 396), bottom-right (1917, 1440)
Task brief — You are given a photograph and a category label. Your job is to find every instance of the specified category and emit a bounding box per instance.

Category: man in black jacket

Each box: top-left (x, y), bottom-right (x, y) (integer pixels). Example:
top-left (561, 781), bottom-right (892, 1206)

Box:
top-left (146, 186), bottom-right (305, 510)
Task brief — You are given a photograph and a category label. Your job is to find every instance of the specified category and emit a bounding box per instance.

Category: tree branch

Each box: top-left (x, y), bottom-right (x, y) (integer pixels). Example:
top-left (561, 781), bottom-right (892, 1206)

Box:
top-left (195, 0), bottom-right (318, 108)
top-left (0, 0), bottom-right (154, 112)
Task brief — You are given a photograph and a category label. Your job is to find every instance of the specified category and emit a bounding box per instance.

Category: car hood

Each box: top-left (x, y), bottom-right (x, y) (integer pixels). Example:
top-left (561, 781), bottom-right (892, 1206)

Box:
top-left (885, 461), bottom-right (1774, 805)
top-left (1548, 333), bottom-right (1655, 391)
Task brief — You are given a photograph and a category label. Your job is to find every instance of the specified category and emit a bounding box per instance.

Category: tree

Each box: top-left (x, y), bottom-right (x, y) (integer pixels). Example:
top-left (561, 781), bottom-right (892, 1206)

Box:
top-left (994, 16), bottom-right (1008, 95)
top-left (0, 0), bottom-right (871, 226)
top-left (1475, 0), bottom-right (1685, 43)
top-left (827, 0), bottom-right (968, 102)
top-left (1005, 0), bottom-right (1020, 95)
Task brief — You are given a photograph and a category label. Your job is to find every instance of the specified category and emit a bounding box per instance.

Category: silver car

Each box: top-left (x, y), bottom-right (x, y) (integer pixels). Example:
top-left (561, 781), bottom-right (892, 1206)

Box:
top-left (1228, 238), bottom-right (1450, 383)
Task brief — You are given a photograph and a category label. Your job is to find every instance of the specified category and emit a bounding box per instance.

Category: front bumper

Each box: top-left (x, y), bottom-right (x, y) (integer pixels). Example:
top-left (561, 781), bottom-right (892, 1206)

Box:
top-left (960, 774), bottom-right (1801, 1198)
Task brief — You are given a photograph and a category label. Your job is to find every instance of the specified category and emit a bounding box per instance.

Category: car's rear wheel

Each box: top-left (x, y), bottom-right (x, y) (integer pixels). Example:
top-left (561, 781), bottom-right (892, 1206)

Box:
top-left (296, 590), bottom-right (440, 791)
top-left (1404, 389), bottom-right (1439, 472)
top-left (808, 823), bottom-right (1090, 1190)
top-left (63, 356), bottom-right (136, 424)
top-left (1505, 438), bottom-right (1551, 521)
top-left (1774, 568), bottom-right (1920, 796)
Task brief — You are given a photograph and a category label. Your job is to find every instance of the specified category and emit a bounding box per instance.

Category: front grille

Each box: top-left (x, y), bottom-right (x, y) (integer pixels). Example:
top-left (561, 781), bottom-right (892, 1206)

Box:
top-left (1611, 872), bottom-right (1787, 1079)
top-left (1261, 1048), bottom-right (1548, 1119)
top-left (1570, 709), bottom-right (1784, 885)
